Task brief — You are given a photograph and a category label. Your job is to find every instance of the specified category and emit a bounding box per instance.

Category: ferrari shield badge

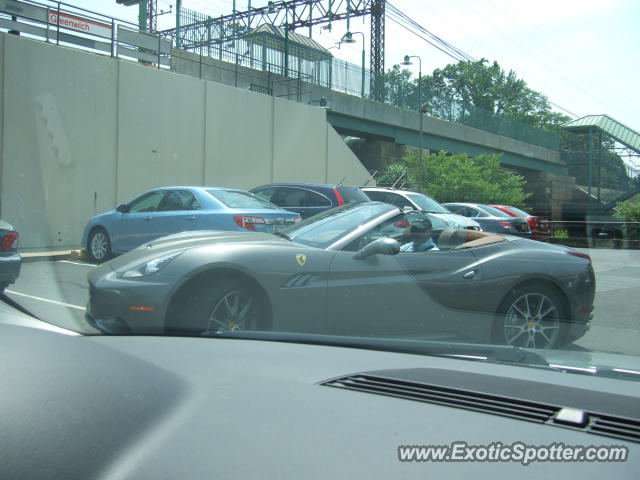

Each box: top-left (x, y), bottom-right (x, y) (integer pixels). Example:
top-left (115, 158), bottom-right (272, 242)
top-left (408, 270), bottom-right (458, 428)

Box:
top-left (296, 254), bottom-right (307, 266)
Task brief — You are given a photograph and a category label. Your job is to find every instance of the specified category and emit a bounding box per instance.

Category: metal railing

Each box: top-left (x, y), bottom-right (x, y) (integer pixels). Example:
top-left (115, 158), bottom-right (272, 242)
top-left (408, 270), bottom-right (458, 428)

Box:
top-left (0, 0), bottom-right (170, 66)
top-left (169, 48), bottom-right (313, 101)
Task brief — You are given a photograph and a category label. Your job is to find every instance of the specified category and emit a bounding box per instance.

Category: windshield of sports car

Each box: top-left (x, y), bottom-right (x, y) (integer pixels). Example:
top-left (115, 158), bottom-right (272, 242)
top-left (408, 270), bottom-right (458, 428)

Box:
top-left (405, 193), bottom-right (451, 213)
top-left (279, 202), bottom-right (394, 248)
top-left (1, 0), bottom-right (639, 385)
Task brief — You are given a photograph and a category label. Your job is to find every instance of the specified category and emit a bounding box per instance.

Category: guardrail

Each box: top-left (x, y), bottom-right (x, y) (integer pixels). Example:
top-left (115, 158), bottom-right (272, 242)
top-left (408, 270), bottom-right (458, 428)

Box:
top-left (548, 220), bottom-right (640, 240)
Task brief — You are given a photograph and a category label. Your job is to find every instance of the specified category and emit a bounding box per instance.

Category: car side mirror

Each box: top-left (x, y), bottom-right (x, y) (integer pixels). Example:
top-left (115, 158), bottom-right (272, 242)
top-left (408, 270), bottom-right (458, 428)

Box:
top-left (116, 203), bottom-right (129, 213)
top-left (354, 238), bottom-right (401, 260)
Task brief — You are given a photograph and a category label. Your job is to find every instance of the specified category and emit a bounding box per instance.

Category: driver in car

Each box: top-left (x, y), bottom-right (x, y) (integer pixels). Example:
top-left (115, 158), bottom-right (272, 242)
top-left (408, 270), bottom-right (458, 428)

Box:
top-left (400, 218), bottom-right (439, 252)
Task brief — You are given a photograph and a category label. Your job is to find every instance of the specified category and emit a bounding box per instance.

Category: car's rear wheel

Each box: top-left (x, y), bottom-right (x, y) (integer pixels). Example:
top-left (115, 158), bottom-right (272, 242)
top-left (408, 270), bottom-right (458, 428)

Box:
top-left (88, 227), bottom-right (112, 263)
top-left (173, 278), bottom-right (269, 335)
top-left (493, 285), bottom-right (566, 349)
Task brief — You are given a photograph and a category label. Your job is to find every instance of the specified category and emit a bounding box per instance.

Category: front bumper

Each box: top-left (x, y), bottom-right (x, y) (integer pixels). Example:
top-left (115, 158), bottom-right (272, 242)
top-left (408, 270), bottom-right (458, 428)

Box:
top-left (0, 252), bottom-right (21, 287)
top-left (87, 269), bottom-right (174, 334)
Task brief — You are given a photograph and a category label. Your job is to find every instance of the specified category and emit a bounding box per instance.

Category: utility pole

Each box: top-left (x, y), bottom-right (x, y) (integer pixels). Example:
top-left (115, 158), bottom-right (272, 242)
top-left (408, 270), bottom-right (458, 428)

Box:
top-left (370, 0), bottom-right (385, 102)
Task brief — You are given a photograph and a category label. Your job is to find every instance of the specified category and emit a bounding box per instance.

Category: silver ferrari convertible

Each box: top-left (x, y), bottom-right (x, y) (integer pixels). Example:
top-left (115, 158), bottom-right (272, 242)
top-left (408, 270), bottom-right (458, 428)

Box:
top-left (87, 202), bottom-right (595, 348)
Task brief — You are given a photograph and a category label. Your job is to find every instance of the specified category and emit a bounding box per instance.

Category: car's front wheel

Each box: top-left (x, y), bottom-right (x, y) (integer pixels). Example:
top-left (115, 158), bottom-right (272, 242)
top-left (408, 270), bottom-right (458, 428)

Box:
top-left (173, 278), bottom-right (270, 335)
top-left (493, 285), bottom-right (566, 349)
top-left (88, 227), bottom-right (112, 263)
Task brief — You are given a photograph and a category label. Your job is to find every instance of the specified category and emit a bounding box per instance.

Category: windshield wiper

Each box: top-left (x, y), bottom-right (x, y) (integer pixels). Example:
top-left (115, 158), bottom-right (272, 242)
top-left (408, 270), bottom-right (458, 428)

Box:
top-left (199, 330), bottom-right (549, 367)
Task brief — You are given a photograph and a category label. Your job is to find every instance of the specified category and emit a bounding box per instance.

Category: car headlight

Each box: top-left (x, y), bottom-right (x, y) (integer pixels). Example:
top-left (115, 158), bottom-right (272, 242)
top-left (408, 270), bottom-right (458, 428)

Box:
top-left (119, 250), bottom-right (185, 278)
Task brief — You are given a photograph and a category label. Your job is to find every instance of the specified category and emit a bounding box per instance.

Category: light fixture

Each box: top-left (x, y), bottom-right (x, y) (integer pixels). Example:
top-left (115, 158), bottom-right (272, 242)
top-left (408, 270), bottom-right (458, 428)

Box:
top-left (341, 31), bottom-right (355, 43)
top-left (309, 97), bottom-right (329, 109)
top-left (420, 102), bottom-right (432, 114)
top-left (401, 55), bottom-right (412, 66)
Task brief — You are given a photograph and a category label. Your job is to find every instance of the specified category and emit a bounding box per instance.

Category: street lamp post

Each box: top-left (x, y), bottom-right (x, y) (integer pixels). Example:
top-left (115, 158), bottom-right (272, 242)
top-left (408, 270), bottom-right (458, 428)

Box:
top-left (418, 102), bottom-right (432, 190)
top-left (402, 55), bottom-right (427, 189)
top-left (401, 55), bottom-right (422, 114)
top-left (341, 31), bottom-right (365, 98)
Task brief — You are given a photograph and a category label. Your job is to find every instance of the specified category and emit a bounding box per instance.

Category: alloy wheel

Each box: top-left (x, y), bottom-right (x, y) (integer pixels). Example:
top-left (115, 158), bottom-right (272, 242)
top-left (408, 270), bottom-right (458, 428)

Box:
top-left (503, 292), bottom-right (561, 348)
top-left (91, 232), bottom-right (108, 261)
top-left (207, 290), bottom-right (256, 332)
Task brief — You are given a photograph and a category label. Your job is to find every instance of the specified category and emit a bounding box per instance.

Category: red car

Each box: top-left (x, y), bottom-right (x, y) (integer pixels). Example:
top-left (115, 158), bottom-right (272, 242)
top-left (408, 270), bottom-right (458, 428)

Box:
top-left (490, 205), bottom-right (551, 241)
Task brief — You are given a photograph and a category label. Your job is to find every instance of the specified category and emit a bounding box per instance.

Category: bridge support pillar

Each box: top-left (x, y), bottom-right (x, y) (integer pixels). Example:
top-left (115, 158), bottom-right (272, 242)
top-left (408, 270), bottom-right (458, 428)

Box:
top-left (512, 168), bottom-right (576, 220)
top-left (347, 139), bottom-right (406, 174)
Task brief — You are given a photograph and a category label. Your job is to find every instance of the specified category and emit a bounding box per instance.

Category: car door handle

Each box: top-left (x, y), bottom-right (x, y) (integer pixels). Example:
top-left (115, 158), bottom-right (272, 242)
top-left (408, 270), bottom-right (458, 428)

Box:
top-left (144, 216), bottom-right (153, 221)
top-left (463, 270), bottom-right (476, 279)
top-left (185, 216), bottom-right (196, 220)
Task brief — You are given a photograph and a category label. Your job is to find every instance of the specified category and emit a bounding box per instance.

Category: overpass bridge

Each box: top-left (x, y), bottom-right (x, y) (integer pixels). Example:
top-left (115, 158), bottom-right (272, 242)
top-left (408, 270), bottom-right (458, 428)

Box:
top-left (169, 49), bottom-right (566, 176)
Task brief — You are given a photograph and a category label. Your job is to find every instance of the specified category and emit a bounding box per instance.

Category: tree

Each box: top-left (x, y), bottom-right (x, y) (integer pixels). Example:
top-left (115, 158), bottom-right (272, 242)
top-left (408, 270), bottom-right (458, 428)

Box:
top-left (615, 197), bottom-right (640, 239)
top-left (385, 58), bottom-right (571, 131)
top-left (393, 151), bottom-right (529, 206)
top-left (383, 64), bottom-right (413, 110)
top-left (616, 198), bottom-right (640, 222)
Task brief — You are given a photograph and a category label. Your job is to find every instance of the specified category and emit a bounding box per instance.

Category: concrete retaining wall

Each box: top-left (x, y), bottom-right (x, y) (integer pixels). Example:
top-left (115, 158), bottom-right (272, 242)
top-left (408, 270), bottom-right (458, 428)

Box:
top-left (0, 33), bottom-right (369, 248)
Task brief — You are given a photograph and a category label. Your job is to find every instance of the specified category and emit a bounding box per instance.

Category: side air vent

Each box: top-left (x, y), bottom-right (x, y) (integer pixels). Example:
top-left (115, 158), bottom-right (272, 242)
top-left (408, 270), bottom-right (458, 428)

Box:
top-left (322, 374), bottom-right (558, 423)
top-left (322, 374), bottom-right (640, 444)
top-left (589, 415), bottom-right (640, 443)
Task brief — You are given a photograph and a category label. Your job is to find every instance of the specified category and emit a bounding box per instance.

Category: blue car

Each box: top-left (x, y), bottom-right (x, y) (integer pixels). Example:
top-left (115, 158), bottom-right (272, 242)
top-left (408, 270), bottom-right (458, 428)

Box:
top-left (82, 186), bottom-right (301, 262)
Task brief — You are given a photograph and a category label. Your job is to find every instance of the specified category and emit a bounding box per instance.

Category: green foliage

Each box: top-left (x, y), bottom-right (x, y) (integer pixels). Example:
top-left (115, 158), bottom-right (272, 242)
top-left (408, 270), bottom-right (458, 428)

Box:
top-left (615, 198), bottom-right (640, 222)
top-left (615, 198), bottom-right (640, 240)
top-left (397, 151), bottom-right (529, 206)
top-left (385, 58), bottom-right (571, 130)
top-left (374, 162), bottom-right (415, 188)
top-left (552, 229), bottom-right (569, 239)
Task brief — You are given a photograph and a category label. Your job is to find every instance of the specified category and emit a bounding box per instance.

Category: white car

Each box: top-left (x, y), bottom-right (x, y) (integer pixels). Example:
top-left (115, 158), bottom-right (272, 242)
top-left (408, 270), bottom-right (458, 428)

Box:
top-left (361, 187), bottom-right (482, 231)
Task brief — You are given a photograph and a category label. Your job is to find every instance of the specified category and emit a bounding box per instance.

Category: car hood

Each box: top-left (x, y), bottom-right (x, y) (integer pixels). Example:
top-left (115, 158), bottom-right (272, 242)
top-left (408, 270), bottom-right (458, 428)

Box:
top-left (105, 229), bottom-right (293, 272)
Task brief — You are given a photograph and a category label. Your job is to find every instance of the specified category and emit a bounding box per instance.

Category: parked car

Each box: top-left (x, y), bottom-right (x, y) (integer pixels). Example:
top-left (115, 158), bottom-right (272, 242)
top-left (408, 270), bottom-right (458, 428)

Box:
top-left (362, 187), bottom-right (481, 230)
top-left (561, 202), bottom-right (631, 240)
top-left (443, 203), bottom-right (532, 237)
top-left (0, 219), bottom-right (21, 291)
top-left (250, 182), bottom-right (370, 219)
top-left (490, 205), bottom-right (551, 241)
top-left (82, 186), bottom-right (301, 263)
top-left (87, 201), bottom-right (594, 349)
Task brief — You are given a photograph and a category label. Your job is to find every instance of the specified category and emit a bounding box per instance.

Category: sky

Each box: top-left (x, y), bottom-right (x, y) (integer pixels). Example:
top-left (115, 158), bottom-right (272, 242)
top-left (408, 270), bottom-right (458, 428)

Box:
top-left (79, 0), bottom-right (640, 134)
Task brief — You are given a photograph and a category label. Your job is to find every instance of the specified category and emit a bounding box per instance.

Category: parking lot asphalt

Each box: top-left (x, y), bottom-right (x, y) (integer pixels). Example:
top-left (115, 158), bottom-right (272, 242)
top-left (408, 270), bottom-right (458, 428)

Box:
top-left (4, 248), bottom-right (640, 355)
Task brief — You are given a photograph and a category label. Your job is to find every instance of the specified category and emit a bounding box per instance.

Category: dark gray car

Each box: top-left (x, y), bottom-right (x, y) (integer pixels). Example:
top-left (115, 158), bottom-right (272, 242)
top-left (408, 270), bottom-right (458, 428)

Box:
top-left (87, 202), bottom-right (594, 349)
top-left (0, 219), bottom-right (21, 291)
top-left (251, 183), bottom-right (370, 219)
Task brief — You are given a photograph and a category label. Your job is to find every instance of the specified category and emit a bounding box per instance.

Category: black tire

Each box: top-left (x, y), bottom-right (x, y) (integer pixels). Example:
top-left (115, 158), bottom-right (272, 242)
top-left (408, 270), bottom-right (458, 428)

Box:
top-left (169, 277), bottom-right (270, 335)
top-left (88, 227), bottom-right (113, 263)
top-left (492, 284), bottom-right (567, 349)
